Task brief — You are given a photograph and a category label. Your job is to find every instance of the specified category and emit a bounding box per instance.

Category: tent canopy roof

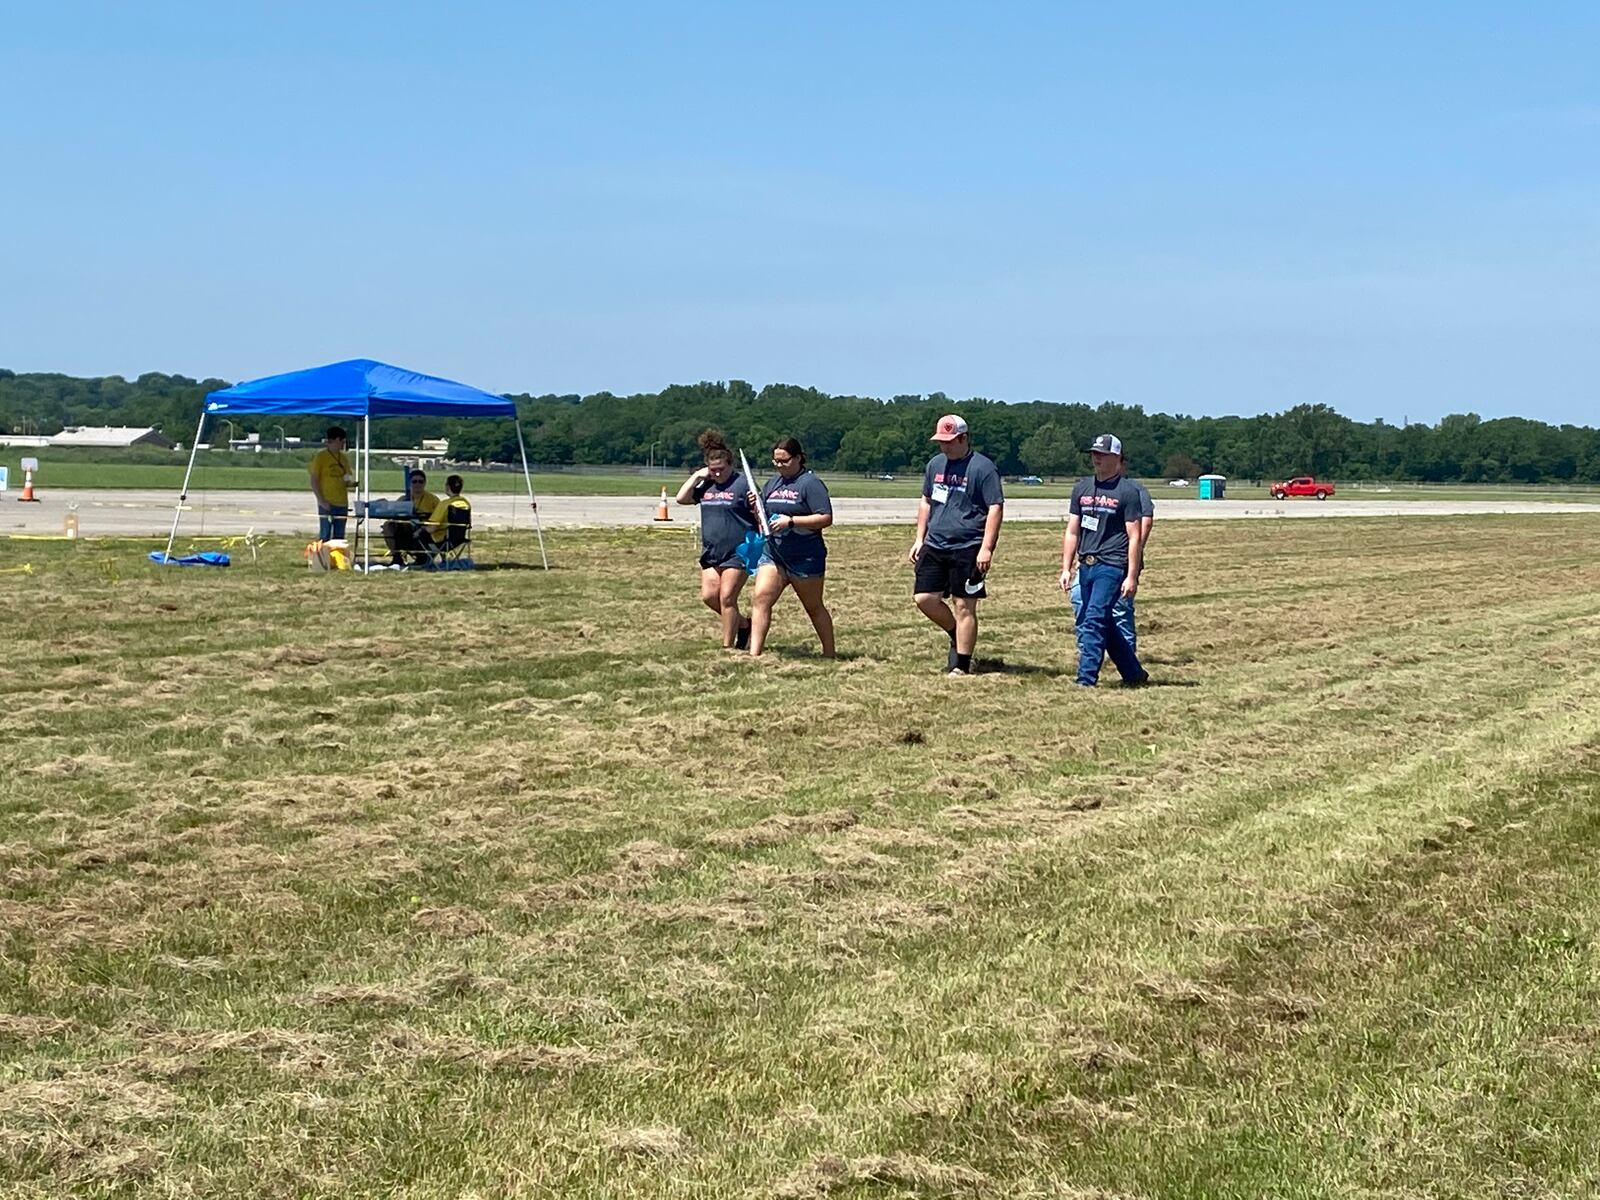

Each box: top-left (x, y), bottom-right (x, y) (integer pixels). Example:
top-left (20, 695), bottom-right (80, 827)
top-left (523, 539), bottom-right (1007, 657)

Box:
top-left (204, 359), bottom-right (517, 419)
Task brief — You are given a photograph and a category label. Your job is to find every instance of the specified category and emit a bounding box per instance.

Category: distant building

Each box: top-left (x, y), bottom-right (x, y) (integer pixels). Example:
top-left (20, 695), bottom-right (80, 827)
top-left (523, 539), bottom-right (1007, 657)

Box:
top-left (372, 438), bottom-right (450, 463)
top-left (0, 435), bottom-right (51, 448)
top-left (48, 426), bottom-right (175, 449)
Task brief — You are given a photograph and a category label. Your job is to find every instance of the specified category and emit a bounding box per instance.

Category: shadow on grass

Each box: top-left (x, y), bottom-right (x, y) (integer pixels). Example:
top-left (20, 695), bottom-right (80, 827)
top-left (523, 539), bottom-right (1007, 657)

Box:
top-left (979, 657), bottom-right (1072, 678)
top-left (767, 646), bottom-right (870, 662)
top-left (981, 657), bottom-right (1201, 686)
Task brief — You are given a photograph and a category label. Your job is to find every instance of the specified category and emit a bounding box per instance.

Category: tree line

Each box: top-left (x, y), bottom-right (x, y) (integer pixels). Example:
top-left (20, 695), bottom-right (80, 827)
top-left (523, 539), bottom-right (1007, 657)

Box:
top-left (3, 368), bottom-right (1597, 484)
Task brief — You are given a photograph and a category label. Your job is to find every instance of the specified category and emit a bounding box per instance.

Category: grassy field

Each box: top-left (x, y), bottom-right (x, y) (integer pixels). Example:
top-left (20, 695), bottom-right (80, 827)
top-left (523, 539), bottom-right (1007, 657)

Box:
top-left (2, 516), bottom-right (1599, 1198)
top-left (7, 449), bottom-right (1600, 504)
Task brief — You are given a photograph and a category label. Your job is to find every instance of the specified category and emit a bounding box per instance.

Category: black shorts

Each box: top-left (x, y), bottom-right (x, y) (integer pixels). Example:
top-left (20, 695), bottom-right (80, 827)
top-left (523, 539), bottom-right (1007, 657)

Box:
top-left (699, 548), bottom-right (746, 572)
top-left (914, 544), bottom-right (987, 600)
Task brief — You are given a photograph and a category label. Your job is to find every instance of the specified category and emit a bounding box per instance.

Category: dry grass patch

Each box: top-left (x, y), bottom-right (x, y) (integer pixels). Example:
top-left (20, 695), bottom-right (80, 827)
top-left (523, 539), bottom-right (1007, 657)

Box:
top-left (2, 518), bottom-right (1599, 1197)
top-left (705, 809), bottom-right (861, 850)
top-left (373, 1025), bottom-right (605, 1073)
top-left (597, 1124), bottom-right (690, 1158)
top-left (773, 1152), bottom-right (988, 1198)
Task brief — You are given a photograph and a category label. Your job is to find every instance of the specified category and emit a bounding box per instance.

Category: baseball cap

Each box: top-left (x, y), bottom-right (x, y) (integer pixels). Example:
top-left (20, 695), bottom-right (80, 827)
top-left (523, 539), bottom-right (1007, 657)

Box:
top-left (1089, 433), bottom-right (1123, 456)
top-left (930, 414), bottom-right (969, 441)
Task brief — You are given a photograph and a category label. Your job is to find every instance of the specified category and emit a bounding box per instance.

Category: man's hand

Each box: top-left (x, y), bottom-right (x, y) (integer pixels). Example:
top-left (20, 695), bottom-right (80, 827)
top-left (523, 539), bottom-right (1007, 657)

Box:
top-left (1059, 566), bottom-right (1074, 594)
top-left (1120, 573), bottom-right (1139, 600)
top-left (976, 545), bottom-right (993, 573)
top-left (908, 537), bottom-right (924, 565)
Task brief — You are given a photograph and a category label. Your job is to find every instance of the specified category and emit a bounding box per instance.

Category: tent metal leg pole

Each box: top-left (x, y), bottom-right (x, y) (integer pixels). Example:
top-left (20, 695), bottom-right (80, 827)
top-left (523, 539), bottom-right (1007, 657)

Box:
top-left (163, 410), bottom-right (208, 564)
top-left (362, 416), bottom-right (371, 573)
top-left (515, 419), bottom-right (548, 570)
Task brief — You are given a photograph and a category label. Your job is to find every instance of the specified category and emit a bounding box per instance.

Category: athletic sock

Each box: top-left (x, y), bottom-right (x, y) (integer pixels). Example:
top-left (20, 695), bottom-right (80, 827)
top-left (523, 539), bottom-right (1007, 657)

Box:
top-left (955, 652), bottom-right (972, 672)
top-left (946, 631), bottom-right (958, 671)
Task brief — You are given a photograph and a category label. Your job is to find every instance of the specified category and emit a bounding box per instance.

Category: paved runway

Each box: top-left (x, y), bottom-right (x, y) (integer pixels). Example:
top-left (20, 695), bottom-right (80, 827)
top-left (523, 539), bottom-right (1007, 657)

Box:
top-left (3, 488), bottom-right (1598, 539)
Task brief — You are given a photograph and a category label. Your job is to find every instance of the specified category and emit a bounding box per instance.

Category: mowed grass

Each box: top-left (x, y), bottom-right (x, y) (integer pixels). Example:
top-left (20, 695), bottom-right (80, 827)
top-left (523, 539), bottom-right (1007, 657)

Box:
top-left (7, 457), bottom-right (935, 497)
top-left (9, 449), bottom-right (1600, 504)
top-left (2, 516), bottom-right (1599, 1198)
top-left (3, 454), bottom-right (656, 496)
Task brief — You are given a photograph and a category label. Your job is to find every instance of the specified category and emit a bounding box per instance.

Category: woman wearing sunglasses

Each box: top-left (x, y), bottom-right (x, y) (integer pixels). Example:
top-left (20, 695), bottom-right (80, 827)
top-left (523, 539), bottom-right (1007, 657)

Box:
top-left (747, 437), bottom-right (835, 658)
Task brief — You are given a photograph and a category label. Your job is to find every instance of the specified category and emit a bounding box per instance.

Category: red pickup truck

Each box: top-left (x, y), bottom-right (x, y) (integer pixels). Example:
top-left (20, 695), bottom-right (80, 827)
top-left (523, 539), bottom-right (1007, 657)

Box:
top-left (1271, 477), bottom-right (1335, 500)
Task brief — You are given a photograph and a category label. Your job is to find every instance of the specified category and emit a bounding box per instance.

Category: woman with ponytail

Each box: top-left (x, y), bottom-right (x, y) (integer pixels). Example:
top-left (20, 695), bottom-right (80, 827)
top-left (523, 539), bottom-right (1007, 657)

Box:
top-left (675, 429), bottom-right (756, 649)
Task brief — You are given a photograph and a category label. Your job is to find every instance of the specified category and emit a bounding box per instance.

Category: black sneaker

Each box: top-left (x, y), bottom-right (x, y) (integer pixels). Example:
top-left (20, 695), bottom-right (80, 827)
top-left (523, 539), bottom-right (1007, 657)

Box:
top-left (1122, 671), bottom-right (1151, 688)
top-left (735, 621), bottom-right (751, 651)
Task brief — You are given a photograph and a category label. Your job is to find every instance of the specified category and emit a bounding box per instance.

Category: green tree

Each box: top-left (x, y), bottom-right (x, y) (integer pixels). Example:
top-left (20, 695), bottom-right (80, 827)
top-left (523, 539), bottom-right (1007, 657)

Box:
top-left (1163, 452), bottom-right (1203, 480)
top-left (1019, 423), bottom-right (1079, 477)
top-left (2, 369), bottom-right (1596, 483)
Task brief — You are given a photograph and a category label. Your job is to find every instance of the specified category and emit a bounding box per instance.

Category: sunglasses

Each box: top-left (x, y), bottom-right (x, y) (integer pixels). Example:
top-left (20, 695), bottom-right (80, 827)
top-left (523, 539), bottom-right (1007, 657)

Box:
top-left (772, 455), bottom-right (793, 465)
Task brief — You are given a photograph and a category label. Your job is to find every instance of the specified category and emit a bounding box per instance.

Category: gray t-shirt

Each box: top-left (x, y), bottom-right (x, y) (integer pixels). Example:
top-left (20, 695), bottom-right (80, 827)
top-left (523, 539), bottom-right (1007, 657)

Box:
top-left (692, 470), bottom-right (757, 562)
top-left (922, 451), bottom-right (1004, 550)
top-left (762, 470), bottom-right (832, 546)
top-left (1132, 481), bottom-right (1154, 565)
top-left (1069, 474), bottom-right (1145, 565)
top-left (1131, 481), bottom-right (1153, 521)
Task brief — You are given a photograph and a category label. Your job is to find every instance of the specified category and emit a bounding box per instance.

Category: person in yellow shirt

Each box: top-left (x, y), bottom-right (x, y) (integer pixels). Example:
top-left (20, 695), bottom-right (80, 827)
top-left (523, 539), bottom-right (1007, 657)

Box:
top-left (419, 474), bottom-right (472, 564)
top-left (308, 426), bottom-right (355, 540)
top-left (382, 469), bottom-right (441, 566)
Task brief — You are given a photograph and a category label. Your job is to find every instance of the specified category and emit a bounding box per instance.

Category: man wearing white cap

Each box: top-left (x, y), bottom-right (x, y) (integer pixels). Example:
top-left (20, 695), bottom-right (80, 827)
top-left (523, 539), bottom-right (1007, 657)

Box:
top-left (909, 413), bottom-right (1005, 676)
top-left (1060, 434), bottom-right (1148, 687)
top-left (1070, 444), bottom-right (1153, 658)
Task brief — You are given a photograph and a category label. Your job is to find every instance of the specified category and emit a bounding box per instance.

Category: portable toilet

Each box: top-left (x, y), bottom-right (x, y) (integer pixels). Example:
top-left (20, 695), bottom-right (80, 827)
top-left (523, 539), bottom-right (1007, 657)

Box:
top-left (1198, 473), bottom-right (1226, 500)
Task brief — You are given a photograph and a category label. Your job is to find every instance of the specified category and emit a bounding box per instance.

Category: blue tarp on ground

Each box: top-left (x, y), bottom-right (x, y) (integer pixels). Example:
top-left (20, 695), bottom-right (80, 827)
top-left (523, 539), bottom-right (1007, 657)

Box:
top-left (150, 551), bottom-right (231, 567)
top-left (204, 359), bottom-right (516, 419)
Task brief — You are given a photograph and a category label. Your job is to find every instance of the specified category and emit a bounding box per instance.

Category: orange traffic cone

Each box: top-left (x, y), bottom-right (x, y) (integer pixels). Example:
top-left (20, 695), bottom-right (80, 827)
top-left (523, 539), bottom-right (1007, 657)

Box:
top-left (17, 466), bottom-right (39, 502)
top-left (653, 487), bottom-right (672, 522)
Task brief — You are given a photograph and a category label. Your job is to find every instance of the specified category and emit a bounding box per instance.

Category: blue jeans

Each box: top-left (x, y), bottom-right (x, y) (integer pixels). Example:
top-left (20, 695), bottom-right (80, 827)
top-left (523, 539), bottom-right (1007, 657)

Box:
top-left (1070, 579), bottom-right (1137, 657)
top-left (319, 505), bottom-right (348, 541)
top-left (1073, 561), bottom-right (1143, 686)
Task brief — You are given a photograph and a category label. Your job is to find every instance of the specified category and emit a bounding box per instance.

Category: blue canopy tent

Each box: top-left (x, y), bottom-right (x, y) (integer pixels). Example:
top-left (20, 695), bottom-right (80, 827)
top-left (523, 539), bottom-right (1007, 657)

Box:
top-left (164, 359), bottom-right (546, 570)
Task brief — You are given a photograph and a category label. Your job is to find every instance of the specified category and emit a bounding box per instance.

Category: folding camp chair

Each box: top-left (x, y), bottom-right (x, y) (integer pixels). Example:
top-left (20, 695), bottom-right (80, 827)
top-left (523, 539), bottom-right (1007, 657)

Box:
top-left (422, 500), bottom-right (473, 570)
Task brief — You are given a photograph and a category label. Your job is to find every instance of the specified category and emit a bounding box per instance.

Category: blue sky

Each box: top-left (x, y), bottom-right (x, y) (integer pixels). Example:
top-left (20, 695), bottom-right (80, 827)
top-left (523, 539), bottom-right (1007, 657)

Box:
top-left (2, 2), bottom-right (1596, 424)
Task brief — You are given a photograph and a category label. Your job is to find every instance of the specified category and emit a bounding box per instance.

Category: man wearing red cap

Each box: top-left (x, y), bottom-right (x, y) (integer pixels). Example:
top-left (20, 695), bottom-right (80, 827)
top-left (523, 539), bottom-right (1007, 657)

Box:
top-left (909, 414), bottom-right (1005, 676)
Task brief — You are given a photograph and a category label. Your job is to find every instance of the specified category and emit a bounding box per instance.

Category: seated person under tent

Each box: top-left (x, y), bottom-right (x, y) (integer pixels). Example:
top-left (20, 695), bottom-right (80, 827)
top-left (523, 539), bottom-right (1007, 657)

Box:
top-left (418, 474), bottom-right (472, 564)
top-left (382, 469), bottom-right (441, 566)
